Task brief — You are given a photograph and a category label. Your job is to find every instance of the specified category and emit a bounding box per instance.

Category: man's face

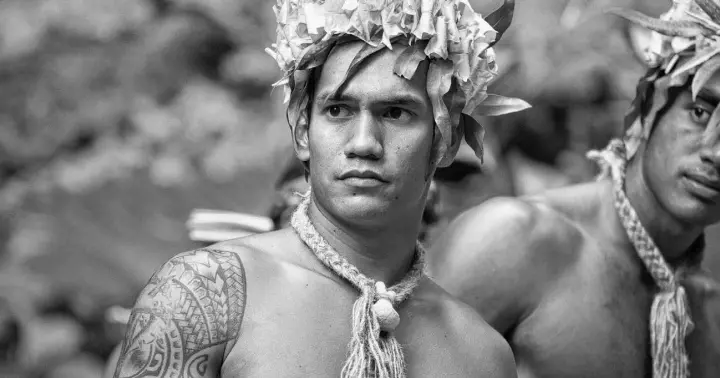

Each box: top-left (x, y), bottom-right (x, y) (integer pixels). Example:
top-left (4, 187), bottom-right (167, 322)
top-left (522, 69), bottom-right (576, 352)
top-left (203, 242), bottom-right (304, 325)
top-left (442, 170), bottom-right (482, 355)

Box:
top-left (641, 70), bottom-right (720, 226)
top-left (298, 41), bottom-right (435, 225)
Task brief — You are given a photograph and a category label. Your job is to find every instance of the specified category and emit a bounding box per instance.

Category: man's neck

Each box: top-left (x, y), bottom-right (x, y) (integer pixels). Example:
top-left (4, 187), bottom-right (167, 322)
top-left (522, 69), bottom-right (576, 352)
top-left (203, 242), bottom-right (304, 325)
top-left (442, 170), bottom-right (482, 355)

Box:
top-left (620, 161), bottom-right (704, 264)
top-left (307, 197), bottom-right (422, 286)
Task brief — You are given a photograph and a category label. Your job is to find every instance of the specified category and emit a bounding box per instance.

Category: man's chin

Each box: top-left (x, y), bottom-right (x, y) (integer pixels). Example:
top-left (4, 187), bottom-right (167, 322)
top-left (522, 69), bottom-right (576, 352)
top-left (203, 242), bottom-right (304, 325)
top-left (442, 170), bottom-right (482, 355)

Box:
top-left (671, 196), bottom-right (720, 227)
top-left (336, 195), bottom-right (390, 218)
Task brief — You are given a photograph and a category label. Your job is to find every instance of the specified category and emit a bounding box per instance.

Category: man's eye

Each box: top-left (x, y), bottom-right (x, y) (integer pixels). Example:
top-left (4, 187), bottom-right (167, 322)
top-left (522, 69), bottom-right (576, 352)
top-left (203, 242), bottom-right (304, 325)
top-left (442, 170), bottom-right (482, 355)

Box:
top-left (326, 105), bottom-right (350, 118)
top-left (384, 107), bottom-right (411, 121)
top-left (691, 105), bottom-right (711, 124)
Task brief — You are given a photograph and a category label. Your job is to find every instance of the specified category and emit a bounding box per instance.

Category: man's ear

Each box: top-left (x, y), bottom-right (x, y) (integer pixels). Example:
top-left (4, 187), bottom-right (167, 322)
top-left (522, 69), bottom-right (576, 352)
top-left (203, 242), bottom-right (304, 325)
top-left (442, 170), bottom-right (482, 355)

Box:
top-left (293, 111), bottom-right (311, 162)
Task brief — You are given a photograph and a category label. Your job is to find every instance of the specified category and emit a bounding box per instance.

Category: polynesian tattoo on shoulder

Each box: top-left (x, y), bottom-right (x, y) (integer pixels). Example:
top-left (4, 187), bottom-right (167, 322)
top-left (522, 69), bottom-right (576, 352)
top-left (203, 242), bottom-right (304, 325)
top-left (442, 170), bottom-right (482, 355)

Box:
top-left (113, 248), bottom-right (246, 377)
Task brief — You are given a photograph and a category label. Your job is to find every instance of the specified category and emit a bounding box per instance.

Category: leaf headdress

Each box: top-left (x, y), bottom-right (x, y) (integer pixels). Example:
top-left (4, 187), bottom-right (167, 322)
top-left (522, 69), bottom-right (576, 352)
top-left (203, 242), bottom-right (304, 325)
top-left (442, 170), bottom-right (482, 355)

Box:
top-left (587, 4), bottom-right (717, 377)
top-left (265, 0), bottom-right (530, 167)
top-left (610, 0), bottom-right (720, 157)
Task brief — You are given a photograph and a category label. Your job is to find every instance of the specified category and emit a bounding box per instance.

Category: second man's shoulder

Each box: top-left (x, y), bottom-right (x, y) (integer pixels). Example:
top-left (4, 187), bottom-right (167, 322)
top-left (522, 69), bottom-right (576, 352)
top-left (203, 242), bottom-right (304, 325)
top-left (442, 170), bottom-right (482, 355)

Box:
top-left (429, 195), bottom-right (585, 279)
top-left (463, 195), bottom-right (561, 232)
top-left (435, 196), bottom-right (580, 254)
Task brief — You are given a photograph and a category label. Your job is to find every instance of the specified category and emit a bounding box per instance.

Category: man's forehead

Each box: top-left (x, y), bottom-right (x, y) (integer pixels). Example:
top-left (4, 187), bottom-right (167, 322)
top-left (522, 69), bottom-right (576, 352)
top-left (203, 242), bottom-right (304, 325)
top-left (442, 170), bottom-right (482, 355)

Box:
top-left (697, 70), bottom-right (720, 104)
top-left (314, 41), bottom-right (429, 103)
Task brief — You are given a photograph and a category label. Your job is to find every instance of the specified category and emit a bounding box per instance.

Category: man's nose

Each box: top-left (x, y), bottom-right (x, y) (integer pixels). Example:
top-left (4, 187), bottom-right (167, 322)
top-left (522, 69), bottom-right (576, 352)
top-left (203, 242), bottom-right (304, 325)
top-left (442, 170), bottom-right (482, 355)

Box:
top-left (700, 142), bottom-right (720, 168)
top-left (344, 113), bottom-right (383, 160)
top-left (700, 109), bottom-right (720, 166)
top-left (701, 124), bottom-right (720, 167)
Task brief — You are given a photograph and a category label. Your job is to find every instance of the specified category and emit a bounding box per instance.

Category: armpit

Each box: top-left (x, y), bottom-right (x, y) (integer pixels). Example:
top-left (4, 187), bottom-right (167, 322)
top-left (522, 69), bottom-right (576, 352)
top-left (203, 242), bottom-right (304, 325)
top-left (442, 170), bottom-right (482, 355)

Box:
top-left (113, 248), bottom-right (246, 377)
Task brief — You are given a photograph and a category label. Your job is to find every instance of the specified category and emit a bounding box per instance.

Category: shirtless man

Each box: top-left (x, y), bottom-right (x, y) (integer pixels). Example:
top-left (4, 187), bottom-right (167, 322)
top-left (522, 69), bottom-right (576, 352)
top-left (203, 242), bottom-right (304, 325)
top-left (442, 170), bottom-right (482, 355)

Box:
top-left (110, 0), bottom-right (530, 376)
top-left (430, 1), bottom-right (720, 377)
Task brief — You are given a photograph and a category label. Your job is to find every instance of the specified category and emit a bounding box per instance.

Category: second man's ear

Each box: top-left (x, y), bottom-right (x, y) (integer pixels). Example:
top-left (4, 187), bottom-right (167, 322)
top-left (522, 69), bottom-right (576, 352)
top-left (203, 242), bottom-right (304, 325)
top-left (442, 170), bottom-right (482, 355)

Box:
top-left (293, 111), bottom-right (311, 162)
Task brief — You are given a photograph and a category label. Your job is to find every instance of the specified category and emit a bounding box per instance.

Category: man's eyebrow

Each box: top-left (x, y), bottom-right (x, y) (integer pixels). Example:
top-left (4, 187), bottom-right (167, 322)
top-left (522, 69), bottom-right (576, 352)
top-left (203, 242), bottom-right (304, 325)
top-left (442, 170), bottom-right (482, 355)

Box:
top-left (315, 90), bottom-right (427, 107)
top-left (380, 96), bottom-right (427, 107)
top-left (696, 88), bottom-right (720, 107)
top-left (315, 89), bottom-right (352, 103)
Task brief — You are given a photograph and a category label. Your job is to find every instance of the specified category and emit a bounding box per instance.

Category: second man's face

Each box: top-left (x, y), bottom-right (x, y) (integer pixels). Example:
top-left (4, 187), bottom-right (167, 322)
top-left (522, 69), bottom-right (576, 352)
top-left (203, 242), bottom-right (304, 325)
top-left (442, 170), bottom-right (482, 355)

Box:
top-left (642, 70), bottom-right (720, 226)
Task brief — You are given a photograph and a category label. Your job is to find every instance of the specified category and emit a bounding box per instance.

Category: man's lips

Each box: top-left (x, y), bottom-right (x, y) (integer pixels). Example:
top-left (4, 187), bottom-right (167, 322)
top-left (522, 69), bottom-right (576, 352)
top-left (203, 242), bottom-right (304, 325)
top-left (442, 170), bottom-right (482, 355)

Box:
top-left (339, 169), bottom-right (387, 182)
top-left (338, 170), bottom-right (388, 188)
top-left (683, 170), bottom-right (720, 201)
top-left (684, 171), bottom-right (720, 191)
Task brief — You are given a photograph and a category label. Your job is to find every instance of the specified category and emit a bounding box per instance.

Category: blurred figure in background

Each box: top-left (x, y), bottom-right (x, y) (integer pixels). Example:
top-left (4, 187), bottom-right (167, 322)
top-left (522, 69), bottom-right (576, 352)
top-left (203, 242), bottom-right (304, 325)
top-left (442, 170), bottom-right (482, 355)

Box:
top-left (0, 298), bottom-right (19, 363)
top-left (430, 1), bottom-right (720, 377)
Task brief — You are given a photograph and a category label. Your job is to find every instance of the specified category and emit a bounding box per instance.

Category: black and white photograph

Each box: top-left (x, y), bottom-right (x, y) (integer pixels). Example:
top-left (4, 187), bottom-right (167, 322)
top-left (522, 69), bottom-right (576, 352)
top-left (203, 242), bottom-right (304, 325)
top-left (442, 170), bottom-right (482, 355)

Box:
top-left (0, 0), bottom-right (718, 377)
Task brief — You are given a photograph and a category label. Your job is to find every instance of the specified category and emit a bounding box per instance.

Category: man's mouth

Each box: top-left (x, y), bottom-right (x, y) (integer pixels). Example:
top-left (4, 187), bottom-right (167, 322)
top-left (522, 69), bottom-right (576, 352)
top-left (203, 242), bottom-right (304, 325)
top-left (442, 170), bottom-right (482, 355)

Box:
top-left (338, 170), bottom-right (387, 188)
top-left (683, 171), bottom-right (720, 202)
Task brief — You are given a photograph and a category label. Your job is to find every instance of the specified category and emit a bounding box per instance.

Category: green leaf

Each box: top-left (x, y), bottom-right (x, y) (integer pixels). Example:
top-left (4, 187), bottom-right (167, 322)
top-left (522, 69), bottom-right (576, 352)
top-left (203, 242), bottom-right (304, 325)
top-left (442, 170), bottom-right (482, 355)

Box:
top-left (672, 44), bottom-right (720, 77)
top-left (484, 0), bottom-right (515, 46)
top-left (459, 59), bottom-right (495, 114)
top-left (393, 40), bottom-right (429, 80)
top-left (685, 10), bottom-right (720, 31)
top-left (641, 75), bottom-right (673, 138)
top-left (462, 114), bottom-right (485, 163)
top-left (426, 60), bottom-right (455, 161)
top-left (296, 39), bottom-right (337, 70)
top-left (472, 94), bottom-right (531, 117)
top-left (329, 42), bottom-right (386, 97)
top-left (606, 8), bottom-right (710, 38)
top-left (692, 55), bottom-right (720, 100)
top-left (697, 0), bottom-right (720, 25)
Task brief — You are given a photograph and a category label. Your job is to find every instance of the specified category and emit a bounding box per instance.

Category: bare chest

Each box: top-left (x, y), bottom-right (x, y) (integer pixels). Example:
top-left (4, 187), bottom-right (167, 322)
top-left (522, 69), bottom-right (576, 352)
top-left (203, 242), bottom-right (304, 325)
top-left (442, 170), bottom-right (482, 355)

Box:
top-left (220, 274), bottom-right (490, 377)
top-left (511, 246), bottom-right (654, 378)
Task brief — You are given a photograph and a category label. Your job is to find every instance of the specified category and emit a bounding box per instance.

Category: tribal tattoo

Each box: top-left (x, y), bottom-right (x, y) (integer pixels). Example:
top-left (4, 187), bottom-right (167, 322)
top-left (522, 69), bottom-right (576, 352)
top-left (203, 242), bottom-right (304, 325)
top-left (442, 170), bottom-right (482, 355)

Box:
top-left (113, 249), bottom-right (246, 378)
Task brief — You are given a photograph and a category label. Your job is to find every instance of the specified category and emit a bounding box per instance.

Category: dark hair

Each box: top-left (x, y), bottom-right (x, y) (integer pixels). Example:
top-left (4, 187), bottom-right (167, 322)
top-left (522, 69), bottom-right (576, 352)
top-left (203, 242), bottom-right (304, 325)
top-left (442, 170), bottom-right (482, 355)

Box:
top-left (636, 70), bottom-right (688, 141)
top-left (284, 67), bottom-right (319, 181)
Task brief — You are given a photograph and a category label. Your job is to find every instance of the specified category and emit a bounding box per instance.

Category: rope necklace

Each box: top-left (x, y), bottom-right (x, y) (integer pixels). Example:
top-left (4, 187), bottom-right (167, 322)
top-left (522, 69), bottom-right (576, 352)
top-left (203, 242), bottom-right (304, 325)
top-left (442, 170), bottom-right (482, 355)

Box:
top-left (588, 140), bottom-right (694, 378)
top-left (290, 192), bottom-right (426, 378)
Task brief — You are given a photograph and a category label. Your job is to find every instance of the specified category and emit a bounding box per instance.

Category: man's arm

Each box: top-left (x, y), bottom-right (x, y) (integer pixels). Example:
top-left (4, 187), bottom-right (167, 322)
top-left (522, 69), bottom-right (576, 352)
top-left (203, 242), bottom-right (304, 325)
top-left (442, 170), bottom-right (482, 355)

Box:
top-left (429, 197), bottom-right (574, 335)
top-left (113, 248), bottom-right (246, 377)
top-left (488, 335), bottom-right (518, 378)
top-left (683, 270), bottom-right (720, 377)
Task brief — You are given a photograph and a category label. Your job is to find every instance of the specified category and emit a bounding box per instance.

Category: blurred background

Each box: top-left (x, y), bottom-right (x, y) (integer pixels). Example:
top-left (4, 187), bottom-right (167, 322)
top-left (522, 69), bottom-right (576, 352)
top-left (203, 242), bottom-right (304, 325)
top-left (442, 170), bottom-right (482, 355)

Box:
top-left (0, 0), bottom-right (717, 376)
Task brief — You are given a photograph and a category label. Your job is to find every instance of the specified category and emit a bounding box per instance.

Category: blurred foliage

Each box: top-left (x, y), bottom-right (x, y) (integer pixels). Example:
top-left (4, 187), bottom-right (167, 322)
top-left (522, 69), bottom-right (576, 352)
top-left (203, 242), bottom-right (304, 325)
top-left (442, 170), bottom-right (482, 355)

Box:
top-left (0, 0), bottom-right (290, 375)
top-left (0, 0), bottom-right (286, 214)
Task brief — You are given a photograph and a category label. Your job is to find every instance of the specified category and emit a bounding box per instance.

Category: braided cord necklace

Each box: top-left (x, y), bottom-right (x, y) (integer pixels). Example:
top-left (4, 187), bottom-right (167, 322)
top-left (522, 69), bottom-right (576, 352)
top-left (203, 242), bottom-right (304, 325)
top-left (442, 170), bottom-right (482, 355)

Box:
top-left (588, 140), bottom-right (694, 378)
top-left (290, 191), bottom-right (426, 378)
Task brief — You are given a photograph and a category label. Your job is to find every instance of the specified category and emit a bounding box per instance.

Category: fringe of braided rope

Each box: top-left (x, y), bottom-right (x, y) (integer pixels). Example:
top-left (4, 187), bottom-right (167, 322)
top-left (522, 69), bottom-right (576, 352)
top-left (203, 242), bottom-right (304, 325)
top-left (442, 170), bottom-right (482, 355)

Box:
top-left (587, 139), bottom-right (694, 378)
top-left (290, 190), bottom-right (426, 378)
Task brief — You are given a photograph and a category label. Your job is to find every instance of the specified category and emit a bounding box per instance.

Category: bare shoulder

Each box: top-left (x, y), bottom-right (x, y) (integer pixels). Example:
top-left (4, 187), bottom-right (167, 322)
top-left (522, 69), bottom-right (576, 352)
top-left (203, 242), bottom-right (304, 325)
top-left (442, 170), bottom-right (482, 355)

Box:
top-left (429, 195), bottom-right (582, 285)
top-left (419, 279), bottom-right (516, 377)
top-left (430, 195), bottom-right (576, 264)
top-left (113, 248), bottom-right (247, 377)
top-left (428, 195), bottom-right (584, 333)
top-left (213, 228), bottom-right (309, 267)
top-left (447, 295), bottom-right (517, 378)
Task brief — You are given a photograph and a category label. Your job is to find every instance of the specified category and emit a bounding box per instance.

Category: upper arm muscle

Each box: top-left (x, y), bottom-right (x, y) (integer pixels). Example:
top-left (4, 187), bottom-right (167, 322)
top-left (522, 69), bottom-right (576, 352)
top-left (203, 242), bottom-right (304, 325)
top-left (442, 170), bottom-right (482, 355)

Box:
top-left (113, 248), bottom-right (247, 377)
top-left (429, 197), bottom-right (553, 334)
